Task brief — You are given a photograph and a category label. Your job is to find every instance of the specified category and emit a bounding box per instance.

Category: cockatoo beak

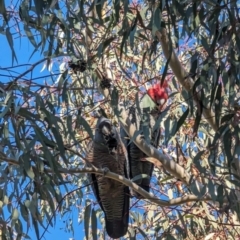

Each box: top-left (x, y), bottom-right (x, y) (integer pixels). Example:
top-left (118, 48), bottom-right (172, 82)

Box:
top-left (157, 98), bottom-right (166, 110)
top-left (157, 98), bottom-right (166, 106)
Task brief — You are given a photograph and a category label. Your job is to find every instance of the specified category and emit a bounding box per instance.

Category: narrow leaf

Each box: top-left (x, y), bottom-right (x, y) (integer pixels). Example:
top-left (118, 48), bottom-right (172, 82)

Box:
top-left (24, 25), bottom-right (38, 48)
top-left (173, 107), bottom-right (189, 135)
top-left (131, 174), bottom-right (149, 183)
top-left (6, 27), bottom-right (17, 64)
top-left (216, 185), bottom-right (224, 207)
top-left (0, 0), bottom-right (7, 22)
top-left (77, 116), bottom-right (93, 139)
top-left (91, 209), bottom-right (97, 240)
top-left (32, 216), bottom-right (40, 240)
top-left (215, 83), bottom-right (222, 128)
top-left (11, 208), bottom-right (19, 220)
top-left (84, 204), bottom-right (92, 240)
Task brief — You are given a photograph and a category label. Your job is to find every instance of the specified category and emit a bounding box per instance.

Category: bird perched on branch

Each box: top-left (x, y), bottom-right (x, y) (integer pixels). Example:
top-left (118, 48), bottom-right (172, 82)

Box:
top-left (86, 117), bottom-right (129, 239)
top-left (120, 83), bottom-right (168, 198)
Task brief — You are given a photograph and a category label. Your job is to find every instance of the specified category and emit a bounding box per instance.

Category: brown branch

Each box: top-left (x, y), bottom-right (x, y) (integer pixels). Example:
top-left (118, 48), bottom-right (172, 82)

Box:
top-left (50, 167), bottom-right (209, 206)
top-left (0, 155), bottom-right (209, 206)
top-left (156, 29), bottom-right (218, 132)
top-left (118, 106), bottom-right (190, 184)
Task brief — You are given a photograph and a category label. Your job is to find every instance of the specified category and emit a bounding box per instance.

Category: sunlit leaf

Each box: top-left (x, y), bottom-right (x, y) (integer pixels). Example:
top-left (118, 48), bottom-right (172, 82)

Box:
top-left (131, 174), bottom-right (149, 183)
top-left (11, 208), bottom-right (19, 220)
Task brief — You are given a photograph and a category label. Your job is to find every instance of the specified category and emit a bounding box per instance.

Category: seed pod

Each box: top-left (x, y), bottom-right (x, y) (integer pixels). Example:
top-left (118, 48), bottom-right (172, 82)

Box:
top-left (68, 59), bottom-right (87, 73)
top-left (100, 78), bottom-right (111, 89)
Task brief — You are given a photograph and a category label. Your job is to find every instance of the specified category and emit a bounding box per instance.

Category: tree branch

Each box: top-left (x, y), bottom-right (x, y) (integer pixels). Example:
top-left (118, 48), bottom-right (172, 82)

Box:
top-left (156, 29), bottom-right (218, 132)
top-left (118, 105), bottom-right (190, 184)
top-left (49, 167), bottom-right (210, 206)
top-left (0, 155), bottom-right (210, 206)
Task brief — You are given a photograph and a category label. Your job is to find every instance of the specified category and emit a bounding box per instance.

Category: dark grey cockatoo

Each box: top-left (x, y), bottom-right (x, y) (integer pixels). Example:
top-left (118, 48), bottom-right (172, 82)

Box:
top-left (86, 117), bottom-right (129, 239)
top-left (120, 84), bottom-right (168, 198)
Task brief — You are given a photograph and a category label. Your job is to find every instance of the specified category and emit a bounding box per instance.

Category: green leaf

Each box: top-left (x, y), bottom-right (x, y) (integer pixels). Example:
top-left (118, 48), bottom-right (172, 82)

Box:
top-left (25, 167), bottom-right (35, 179)
top-left (176, 210), bottom-right (187, 236)
top-left (111, 87), bottom-right (120, 116)
top-left (91, 209), bottom-right (97, 240)
top-left (229, 189), bottom-right (240, 221)
top-left (6, 27), bottom-right (17, 65)
top-left (131, 174), bottom-right (149, 183)
top-left (200, 36), bottom-right (210, 55)
top-left (172, 225), bottom-right (186, 238)
top-left (166, 234), bottom-right (177, 240)
top-left (207, 179), bottom-right (216, 201)
top-left (123, 0), bottom-right (129, 17)
top-left (120, 20), bottom-right (130, 58)
top-left (40, 185), bottom-right (56, 225)
top-left (114, 0), bottom-right (120, 22)
top-left (84, 203), bottom-right (92, 240)
top-left (172, 0), bottom-right (185, 17)
top-left (18, 107), bottom-right (39, 121)
top-left (15, 219), bottom-right (23, 234)
top-left (223, 129), bottom-right (232, 168)
top-left (136, 227), bottom-right (148, 238)
top-left (77, 116), bottom-right (93, 139)
top-left (189, 53), bottom-right (198, 76)
top-left (164, 117), bottom-right (171, 144)
top-left (190, 180), bottom-right (202, 198)
top-left (23, 25), bottom-right (38, 48)
top-left (193, 100), bottom-right (203, 136)
top-left (32, 216), bottom-right (40, 240)
top-left (11, 208), bottom-right (19, 220)
top-left (216, 185), bottom-right (224, 207)
top-left (209, 70), bottom-right (218, 108)
top-left (128, 227), bottom-right (136, 239)
top-left (51, 126), bottom-right (67, 164)
top-left (152, 7), bottom-right (161, 36)
top-left (0, 0), bottom-right (7, 23)
top-left (221, 113), bottom-right (234, 124)
top-left (20, 203), bottom-right (29, 223)
top-left (0, 92), bottom-right (12, 118)
top-left (33, 0), bottom-right (44, 18)
top-left (173, 107), bottom-right (189, 135)
top-left (215, 83), bottom-right (222, 128)
top-left (102, 36), bottom-right (116, 53)
top-left (165, 117), bottom-right (177, 144)
top-left (95, 0), bottom-right (102, 22)
top-left (129, 24), bottom-right (137, 49)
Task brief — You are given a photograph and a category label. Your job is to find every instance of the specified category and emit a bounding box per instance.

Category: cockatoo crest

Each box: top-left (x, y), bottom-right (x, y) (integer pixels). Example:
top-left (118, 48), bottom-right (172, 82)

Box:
top-left (147, 83), bottom-right (168, 109)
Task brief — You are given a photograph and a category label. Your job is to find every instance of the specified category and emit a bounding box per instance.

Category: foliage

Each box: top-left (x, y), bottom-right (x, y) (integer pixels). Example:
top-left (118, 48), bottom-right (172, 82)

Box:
top-left (0, 0), bottom-right (240, 239)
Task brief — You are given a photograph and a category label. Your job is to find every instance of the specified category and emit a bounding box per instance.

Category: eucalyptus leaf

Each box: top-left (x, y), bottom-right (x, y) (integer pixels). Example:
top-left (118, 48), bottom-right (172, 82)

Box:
top-left (84, 204), bottom-right (92, 240)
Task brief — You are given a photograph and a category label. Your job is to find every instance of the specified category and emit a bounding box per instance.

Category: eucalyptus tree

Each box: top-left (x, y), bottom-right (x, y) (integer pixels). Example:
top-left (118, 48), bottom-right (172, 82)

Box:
top-left (0, 0), bottom-right (240, 239)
